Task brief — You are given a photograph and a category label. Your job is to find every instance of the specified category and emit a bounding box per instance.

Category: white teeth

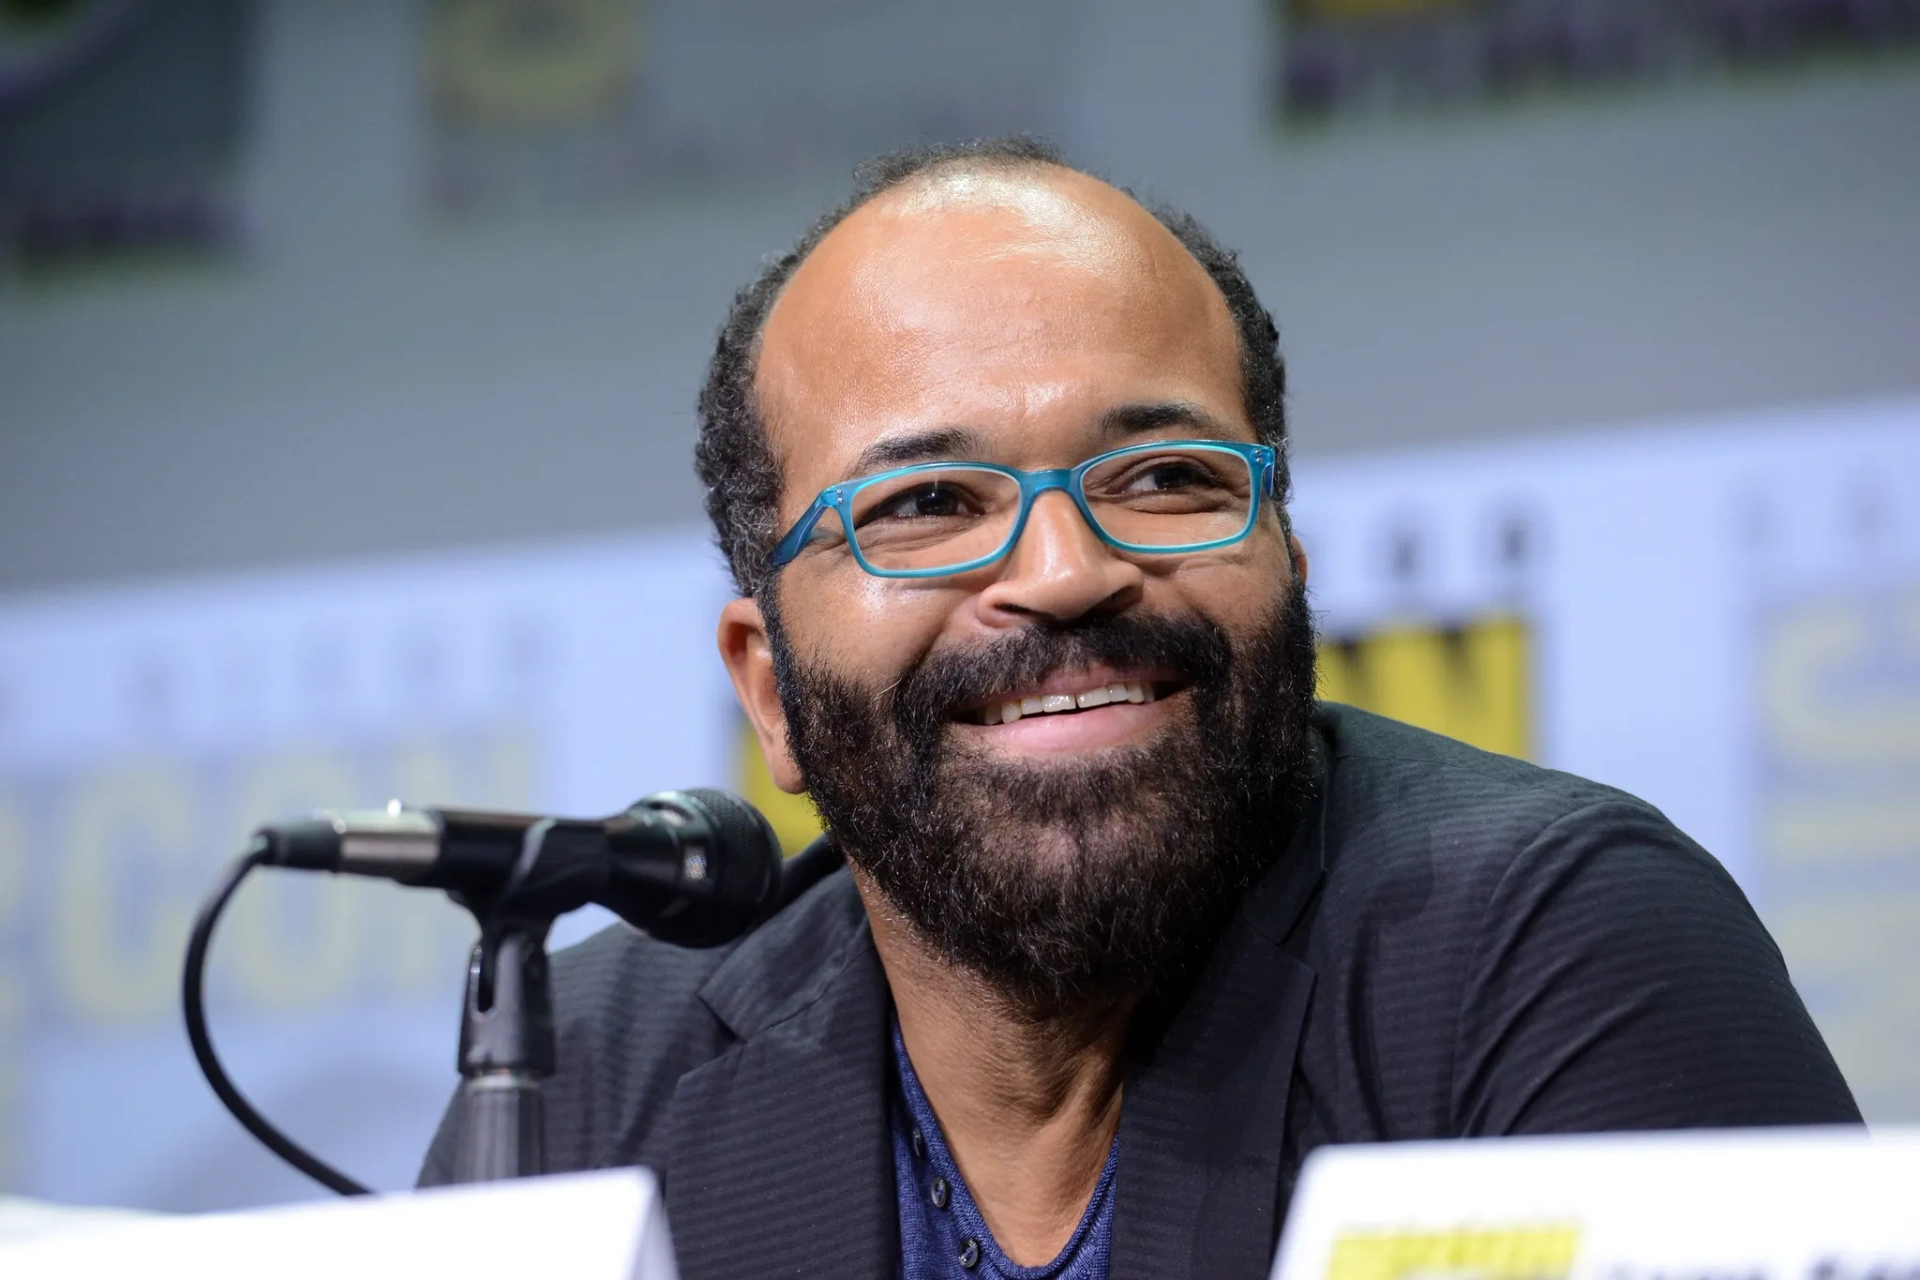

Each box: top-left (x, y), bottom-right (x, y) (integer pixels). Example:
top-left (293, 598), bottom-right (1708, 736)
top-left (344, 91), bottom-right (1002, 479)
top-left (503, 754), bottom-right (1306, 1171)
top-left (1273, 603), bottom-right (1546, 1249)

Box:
top-left (982, 680), bottom-right (1160, 723)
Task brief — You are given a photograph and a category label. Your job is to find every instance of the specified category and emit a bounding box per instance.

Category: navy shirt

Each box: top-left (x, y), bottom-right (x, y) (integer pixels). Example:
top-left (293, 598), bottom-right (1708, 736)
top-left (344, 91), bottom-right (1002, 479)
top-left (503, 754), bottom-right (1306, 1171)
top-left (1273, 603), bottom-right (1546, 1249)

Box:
top-left (891, 1021), bottom-right (1118, 1280)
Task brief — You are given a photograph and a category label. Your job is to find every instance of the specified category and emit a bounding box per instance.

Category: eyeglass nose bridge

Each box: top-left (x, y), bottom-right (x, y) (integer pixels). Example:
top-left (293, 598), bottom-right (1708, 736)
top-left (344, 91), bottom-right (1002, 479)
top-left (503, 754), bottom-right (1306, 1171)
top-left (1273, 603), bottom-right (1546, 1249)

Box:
top-left (995, 466), bottom-right (1106, 566)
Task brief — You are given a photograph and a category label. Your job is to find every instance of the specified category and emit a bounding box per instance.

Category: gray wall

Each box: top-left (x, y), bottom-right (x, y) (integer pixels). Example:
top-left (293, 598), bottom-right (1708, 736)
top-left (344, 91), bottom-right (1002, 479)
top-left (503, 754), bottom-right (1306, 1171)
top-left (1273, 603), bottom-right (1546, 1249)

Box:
top-left (4, 0), bottom-right (1918, 593)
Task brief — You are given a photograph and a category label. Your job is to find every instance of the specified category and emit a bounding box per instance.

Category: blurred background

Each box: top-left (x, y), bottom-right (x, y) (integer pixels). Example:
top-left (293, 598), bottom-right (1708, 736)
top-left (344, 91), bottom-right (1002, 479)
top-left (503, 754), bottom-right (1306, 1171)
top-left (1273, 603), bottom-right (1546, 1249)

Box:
top-left (1, 0), bottom-right (1917, 1215)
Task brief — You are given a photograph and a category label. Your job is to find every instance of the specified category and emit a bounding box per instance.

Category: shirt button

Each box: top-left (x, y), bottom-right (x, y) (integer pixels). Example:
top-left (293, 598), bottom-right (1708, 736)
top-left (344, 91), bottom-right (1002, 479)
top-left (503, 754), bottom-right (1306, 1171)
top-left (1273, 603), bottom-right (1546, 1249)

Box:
top-left (930, 1176), bottom-right (950, 1210)
top-left (958, 1238), bottom-right (981, 1269)
top-left (911, 1129), bottom-right (928, 1161)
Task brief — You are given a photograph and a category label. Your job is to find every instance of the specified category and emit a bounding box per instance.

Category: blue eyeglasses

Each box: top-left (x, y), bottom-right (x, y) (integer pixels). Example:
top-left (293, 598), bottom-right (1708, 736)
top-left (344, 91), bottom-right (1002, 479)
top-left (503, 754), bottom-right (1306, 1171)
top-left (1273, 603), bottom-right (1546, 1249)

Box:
top-left (769, 439), bottom-right (1279, 579)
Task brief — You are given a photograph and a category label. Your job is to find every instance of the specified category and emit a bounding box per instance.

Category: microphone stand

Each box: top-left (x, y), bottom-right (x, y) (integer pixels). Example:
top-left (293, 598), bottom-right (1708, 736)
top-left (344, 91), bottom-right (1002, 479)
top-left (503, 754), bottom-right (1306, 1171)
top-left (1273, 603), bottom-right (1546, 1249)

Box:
top-left (446, 817), bottom-right (586, 1183)
top-left (450, 918), bottom-right (555, 1181)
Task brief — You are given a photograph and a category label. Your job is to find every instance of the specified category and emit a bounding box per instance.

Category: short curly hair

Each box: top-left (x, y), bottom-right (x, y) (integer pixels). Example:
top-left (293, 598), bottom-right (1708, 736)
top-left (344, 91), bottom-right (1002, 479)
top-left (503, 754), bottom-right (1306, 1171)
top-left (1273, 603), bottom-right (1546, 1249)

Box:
top-left (694, 136), bottom-right (1290, 599)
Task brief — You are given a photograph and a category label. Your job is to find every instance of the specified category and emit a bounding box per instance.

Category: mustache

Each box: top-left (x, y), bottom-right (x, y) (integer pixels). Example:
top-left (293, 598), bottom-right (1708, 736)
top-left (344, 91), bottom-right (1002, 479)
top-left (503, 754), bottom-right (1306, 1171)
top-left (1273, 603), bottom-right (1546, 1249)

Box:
top-left (887, 609), bottom-right (1236, 735)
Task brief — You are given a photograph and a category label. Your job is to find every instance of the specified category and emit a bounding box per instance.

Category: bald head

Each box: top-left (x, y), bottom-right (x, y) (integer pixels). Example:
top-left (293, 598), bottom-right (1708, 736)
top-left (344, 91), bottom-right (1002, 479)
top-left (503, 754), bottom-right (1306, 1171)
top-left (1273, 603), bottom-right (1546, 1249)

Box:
top-left (695, 139), bottom-right (1288, 598)
top-left (757, 164), bottom-right (1246, 493)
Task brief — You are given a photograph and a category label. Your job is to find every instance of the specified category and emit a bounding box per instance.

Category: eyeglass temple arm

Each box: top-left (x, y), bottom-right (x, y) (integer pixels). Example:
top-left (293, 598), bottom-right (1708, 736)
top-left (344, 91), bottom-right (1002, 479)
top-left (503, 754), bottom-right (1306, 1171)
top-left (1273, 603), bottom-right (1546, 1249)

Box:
top-left (771, 499), bottom-right (833, 568)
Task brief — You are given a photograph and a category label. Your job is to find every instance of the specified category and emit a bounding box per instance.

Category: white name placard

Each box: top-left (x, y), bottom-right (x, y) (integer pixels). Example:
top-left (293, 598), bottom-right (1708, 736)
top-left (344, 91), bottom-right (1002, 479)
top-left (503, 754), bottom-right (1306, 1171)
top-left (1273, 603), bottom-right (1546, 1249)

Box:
top-left (1273, 1127), bottom-right (1920, 1280)
top-left (0, 1168), bottom-right (677, 1280)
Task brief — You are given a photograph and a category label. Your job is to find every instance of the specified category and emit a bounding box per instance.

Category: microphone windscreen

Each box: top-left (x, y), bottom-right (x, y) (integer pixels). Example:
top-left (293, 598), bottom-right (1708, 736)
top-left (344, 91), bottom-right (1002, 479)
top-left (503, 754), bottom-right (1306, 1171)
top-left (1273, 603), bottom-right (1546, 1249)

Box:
top-left (652, 788), bottom-right (783, 947)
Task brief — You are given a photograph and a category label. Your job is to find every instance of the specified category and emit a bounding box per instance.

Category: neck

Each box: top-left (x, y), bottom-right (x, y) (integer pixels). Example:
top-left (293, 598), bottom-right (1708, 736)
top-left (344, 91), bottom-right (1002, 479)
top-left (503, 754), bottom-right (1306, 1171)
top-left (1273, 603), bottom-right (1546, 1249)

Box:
top-left (854, 867), bottom-right (1131, 1268)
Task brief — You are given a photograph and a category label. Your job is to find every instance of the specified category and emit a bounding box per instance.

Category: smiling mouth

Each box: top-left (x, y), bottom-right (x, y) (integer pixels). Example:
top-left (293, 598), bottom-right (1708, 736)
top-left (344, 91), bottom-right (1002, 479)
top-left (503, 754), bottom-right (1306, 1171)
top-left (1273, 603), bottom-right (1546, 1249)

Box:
top-left (960, 675), bottom-right (1185, 726)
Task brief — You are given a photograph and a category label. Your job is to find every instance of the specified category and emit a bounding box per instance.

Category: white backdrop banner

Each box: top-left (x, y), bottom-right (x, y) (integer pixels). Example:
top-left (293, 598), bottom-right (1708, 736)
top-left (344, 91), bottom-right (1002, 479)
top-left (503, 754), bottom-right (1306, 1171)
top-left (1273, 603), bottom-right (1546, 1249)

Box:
top-left (0, 398), bottom-right (1914, 1210)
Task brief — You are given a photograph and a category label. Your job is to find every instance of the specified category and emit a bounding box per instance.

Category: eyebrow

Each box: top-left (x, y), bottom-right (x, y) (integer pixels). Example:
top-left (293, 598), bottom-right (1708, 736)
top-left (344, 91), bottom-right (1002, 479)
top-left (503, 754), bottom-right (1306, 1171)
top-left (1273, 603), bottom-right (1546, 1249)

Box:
top-left (1097, 401), bottom-right (1237, 440)
top-left (837, 401), bottom-right (1238, 482)
top-left (843, 425), bottom-right (988, 480)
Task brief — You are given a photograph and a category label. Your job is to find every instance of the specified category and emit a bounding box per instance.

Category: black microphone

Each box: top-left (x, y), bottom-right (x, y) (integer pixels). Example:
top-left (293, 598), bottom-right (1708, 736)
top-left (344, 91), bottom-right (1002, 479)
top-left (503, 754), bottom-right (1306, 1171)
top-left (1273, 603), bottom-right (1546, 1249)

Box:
top-left (250, 788), bottom-right (782, 947)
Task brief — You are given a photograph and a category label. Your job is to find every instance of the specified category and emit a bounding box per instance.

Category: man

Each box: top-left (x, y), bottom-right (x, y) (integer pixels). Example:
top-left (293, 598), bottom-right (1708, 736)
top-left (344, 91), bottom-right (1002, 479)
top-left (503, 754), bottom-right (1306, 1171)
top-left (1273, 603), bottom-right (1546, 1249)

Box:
top-left (422, 138), bottom-right (1858, 1278)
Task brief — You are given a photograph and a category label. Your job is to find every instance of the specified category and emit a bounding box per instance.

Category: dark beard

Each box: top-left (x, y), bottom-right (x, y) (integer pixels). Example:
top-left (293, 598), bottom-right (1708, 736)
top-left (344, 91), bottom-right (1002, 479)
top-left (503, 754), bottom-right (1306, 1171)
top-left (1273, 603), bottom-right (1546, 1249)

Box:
top-left (766, 577), bottom-right (1320, 1018)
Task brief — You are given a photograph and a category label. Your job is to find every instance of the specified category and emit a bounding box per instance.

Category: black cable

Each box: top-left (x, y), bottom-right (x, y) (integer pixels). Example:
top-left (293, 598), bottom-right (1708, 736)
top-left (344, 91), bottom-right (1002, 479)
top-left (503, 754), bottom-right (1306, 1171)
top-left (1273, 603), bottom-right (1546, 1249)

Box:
top-left (182, 838), bottom-right (372, 1197)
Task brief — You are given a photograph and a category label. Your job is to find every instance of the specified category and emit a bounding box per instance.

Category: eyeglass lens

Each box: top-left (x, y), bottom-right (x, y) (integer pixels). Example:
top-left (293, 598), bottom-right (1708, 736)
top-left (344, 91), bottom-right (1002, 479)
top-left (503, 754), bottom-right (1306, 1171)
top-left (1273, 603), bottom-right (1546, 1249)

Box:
top-left (844, 447), bottom-right (1256, 573)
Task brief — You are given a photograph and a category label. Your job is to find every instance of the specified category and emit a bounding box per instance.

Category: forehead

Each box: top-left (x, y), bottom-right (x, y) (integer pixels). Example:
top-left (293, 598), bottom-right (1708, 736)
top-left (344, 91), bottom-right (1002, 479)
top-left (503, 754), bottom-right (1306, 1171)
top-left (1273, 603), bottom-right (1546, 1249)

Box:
top-left (755, 165), bottom-right (1246, 503)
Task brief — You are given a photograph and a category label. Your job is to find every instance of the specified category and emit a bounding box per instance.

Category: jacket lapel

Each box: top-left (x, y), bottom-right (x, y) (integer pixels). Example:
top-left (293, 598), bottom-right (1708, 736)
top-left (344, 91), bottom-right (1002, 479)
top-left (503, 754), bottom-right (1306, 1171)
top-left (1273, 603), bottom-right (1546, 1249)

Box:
top-left (1112, 741), bottom-right (1331, 1280)
top-left (1112, 929), bottom-right (1315, 1280)
top-left (658, 873), bottom-right (897, 1280)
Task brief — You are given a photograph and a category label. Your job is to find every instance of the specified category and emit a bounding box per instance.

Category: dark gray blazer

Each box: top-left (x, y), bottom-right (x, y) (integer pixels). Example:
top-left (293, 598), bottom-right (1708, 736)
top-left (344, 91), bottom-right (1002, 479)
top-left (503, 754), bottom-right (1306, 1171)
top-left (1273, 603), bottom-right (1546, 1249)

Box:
top-left (421, 703), bottom-right (1859, 1280)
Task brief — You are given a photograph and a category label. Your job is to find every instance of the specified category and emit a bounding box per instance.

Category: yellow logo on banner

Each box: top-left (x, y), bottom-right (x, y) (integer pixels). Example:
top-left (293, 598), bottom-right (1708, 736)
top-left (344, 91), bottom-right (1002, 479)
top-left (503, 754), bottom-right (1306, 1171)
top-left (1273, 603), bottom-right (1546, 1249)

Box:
top-left (1317, 615), bottom-right (1532, 761)
top-left (433, 0), bottom-right (638, 126)
top-left (1327, 1223), bottom-right (1581, 1280)
top-left (1758, 585), bottom-right (1920, 1120)
top-left (733, 612), bottom-right (1534, 855)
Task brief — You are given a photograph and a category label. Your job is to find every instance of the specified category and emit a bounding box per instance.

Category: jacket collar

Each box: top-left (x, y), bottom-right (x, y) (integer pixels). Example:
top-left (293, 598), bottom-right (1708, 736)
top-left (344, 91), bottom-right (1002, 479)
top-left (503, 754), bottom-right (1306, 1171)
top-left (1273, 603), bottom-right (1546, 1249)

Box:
top-left (694, 841), bottom-right (869, 1040)
top-left (1243, 723), bottom-right (1332, 947)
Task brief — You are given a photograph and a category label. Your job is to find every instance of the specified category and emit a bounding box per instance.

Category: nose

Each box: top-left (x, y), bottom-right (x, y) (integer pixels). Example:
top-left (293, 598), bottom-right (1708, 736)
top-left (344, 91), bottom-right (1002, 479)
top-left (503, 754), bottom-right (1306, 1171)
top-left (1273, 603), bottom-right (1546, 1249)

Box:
top-left (973, 489), bottom-right (1144, 626)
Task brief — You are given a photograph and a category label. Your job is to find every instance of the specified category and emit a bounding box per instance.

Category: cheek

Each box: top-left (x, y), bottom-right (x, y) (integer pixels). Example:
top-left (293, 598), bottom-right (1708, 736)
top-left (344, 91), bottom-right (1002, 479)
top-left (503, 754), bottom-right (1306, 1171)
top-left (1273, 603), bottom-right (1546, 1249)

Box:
top-left (782, 570), bottom-right (959, 681)
top-left (1150, 528), bottom-right (1296, 629)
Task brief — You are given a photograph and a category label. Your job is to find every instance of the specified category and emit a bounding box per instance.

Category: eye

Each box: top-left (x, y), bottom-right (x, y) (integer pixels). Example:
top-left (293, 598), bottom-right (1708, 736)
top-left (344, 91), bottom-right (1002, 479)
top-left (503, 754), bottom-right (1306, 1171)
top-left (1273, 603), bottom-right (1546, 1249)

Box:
top-left (861, 480), bottom-right (979, 524)
top-left (1122, 457), bottom-right (1222, 493)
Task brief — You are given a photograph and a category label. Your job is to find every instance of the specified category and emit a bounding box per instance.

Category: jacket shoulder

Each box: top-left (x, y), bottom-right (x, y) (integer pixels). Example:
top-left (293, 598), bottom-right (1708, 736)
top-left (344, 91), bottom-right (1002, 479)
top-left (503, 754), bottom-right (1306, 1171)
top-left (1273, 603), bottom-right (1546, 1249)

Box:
top-left (1291, 704), bottom-right (1854, 1139)
top-left (1319, 701), bottom-right (1643, 818)
top-left (1311, 701), bottom-right (1676, 894)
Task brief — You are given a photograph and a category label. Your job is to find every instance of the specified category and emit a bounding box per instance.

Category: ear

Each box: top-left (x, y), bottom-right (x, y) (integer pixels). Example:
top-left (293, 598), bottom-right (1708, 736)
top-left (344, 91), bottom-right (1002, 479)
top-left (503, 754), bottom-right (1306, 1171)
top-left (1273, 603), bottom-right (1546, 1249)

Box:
top-left (717, 595), bottom-right (806, 794)
top-left (1288, 530), bottom-right (1310, 588)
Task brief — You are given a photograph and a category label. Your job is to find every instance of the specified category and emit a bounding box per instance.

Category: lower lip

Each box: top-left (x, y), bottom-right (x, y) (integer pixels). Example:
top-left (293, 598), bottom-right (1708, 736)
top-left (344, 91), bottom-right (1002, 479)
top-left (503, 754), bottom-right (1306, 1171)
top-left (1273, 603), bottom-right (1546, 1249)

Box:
top-left (952, 695), bottom-right (1178, 754)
